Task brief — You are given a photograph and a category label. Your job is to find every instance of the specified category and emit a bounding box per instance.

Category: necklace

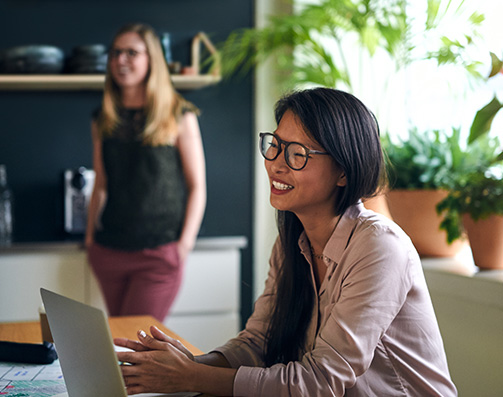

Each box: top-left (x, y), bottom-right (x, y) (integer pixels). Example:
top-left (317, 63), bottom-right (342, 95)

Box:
top-left (310, 245), bottom-right (326, 260)
top-left (308, 216), bottom-right (341, 262)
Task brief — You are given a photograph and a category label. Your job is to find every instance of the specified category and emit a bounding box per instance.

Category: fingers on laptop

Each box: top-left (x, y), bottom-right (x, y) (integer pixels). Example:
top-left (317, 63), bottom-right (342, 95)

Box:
top-left (114, 337), bottom-right (151, 352)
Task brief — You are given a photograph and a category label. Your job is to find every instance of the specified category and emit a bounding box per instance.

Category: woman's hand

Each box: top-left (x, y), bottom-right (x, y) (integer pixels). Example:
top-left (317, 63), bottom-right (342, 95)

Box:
top-left (149, 325), bottom-right (195, 361)
top-left (115, 326), bottom-right (236, 396)
top-left (115, 327), bottom-right (196, 394)
top-left (84, 235), bottom-right (94, 249)
top-left (176, 240), bottom-right (192, 264)
top-left (114, 325), bottom-right (195, 361)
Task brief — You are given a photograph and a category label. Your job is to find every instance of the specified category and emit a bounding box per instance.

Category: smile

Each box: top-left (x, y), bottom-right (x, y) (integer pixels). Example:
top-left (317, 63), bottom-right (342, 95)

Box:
top-left (272, 180), bottom-right (293, 190)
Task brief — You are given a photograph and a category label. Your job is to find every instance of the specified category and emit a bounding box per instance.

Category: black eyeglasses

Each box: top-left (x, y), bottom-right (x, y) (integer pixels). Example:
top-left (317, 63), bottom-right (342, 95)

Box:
top-left (259, 132), bottom-right (329, 171)
top-left (109, 48), bottom-right (146, 60)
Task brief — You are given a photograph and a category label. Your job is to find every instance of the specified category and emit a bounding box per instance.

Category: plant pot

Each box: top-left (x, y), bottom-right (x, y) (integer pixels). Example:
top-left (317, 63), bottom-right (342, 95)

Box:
top-left (462, 214), bottom-right (503, 270)
top-left (387, 189), bottom-right (467, 257)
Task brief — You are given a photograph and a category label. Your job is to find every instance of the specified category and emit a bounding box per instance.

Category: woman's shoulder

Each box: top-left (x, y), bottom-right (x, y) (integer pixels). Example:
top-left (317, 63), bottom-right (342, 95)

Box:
top-left (182, 103), bottom-right (198, 115)
top-left (348, 203), bottom-right (407, 240)
top-left (338, 204), bottom-right (420, 277)
top-left (176, 94), bottom-right (200, 117)
top-left (342, 203), bottom-right (417, 259)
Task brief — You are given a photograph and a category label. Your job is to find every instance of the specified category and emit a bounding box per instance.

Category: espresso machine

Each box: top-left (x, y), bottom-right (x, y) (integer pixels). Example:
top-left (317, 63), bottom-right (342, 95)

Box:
top-left (64, 167), bottom-right (95, 234)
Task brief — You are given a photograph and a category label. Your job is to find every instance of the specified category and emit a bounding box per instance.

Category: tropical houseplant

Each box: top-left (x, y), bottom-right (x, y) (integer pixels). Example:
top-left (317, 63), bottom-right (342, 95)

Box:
top-left (384, 52), bottom-right (503, 260)
top-left (381, 127), bottom-right (469, 256)
top-left (383, 128), bottom-right (457, 190)
top-left (436, 52), bottom-right (503, 269)
top-left (216, 0), bottom-right (484, 93)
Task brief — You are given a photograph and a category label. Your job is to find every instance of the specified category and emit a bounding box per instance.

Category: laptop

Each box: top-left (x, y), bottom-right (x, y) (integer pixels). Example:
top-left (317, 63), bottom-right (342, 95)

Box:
top-left (40, 288), bottom-right (199, 397)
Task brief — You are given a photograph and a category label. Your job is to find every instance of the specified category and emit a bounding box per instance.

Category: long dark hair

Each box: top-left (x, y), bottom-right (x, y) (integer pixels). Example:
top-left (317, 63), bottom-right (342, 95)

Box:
top-left (264, 88), bottom-right (384, 366)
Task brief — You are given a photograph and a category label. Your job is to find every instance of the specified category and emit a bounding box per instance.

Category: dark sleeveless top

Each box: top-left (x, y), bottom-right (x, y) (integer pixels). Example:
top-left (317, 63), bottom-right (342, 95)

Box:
top-left (94, 108), bottom-right (187, 250)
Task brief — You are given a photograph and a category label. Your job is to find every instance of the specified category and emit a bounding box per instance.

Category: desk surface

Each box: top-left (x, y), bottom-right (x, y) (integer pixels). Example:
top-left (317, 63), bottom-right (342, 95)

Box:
top-left (0, 315), bottom-right (204, 356)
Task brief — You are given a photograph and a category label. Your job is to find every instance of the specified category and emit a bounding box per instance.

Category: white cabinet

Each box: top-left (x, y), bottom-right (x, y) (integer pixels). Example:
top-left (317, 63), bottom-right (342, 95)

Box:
top-left (0, 246), bottom-right (89, 322)
top-left (0, 237), bottom-right (246, 352)
top-left (165, 246), bottom-right (242, 352)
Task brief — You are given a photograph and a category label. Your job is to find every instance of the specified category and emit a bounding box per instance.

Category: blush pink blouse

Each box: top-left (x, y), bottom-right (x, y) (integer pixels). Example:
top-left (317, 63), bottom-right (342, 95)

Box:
top-left (214, 203), bottom-right (457, 396)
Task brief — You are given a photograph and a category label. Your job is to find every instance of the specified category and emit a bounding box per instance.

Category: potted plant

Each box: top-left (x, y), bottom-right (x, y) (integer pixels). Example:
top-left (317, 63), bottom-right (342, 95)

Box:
top-left (380, 127), bottom-right (468, 257)
top-left (216, 0), bottom-right (483, 91)
top-left (437, 52), bottom-right (503, 269)
top-left (437, 172), bottom-right (503, 269)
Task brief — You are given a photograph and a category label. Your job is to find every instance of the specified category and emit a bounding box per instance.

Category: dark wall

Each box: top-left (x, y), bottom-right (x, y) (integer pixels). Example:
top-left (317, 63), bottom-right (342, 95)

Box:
top-left (0, 0), bottom-right (255, 324)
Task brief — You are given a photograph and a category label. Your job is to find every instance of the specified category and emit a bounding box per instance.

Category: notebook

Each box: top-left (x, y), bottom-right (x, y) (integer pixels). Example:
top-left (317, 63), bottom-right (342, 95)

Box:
top-left (40, 288), bottom-right (200, 397)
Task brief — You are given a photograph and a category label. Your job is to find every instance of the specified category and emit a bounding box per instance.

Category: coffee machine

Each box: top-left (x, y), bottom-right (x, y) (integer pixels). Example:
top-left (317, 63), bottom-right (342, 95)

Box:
top-left (64, 167), bottom-right (95, 234)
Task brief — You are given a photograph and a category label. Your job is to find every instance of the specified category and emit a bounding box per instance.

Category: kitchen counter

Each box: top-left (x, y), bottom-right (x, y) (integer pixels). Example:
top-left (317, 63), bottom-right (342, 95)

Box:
top-left (0, 235), bottom-right (248, 254)
top-left (421, 244), bottom-right (503, 282)
top-left (0, 236), bottom-right (247, 352)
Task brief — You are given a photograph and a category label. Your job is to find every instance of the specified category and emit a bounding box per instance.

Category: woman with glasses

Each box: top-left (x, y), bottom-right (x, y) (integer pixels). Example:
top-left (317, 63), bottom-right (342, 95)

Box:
top-left (85, 23), bottom-right (206, 322)
top-left (115, 88), bottom-right (456, 396)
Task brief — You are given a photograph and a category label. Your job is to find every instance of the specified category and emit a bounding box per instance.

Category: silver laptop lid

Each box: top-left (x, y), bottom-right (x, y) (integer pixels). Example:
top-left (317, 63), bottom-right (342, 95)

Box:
top-left (41, 288), bottom-right (127, 397)
top-left (40, 288), bottom-right (199, 397)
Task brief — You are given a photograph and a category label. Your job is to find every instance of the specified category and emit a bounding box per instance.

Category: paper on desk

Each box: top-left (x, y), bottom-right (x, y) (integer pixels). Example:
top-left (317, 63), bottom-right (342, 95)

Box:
top-left (0, 361), bottom-right (65, 396)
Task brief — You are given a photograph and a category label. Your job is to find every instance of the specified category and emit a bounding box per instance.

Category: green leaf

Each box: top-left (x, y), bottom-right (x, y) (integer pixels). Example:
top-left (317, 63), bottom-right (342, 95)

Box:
top-left (488, 52), bottom-right (503, 78)
top-left (382, 128), bottom-right (462, 190)
top-left (469, 96), bottom-right (503, 144)
top-left (361, 25), bottom-right (380, 56)
top-left (469, 11), bottom-right (485, 25)
top-left (426, 0), bottom-right (441, 29)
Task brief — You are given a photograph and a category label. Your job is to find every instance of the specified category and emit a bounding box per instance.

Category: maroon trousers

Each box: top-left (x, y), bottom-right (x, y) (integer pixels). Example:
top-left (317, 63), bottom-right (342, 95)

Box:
top-left (87, 241), bottom-right (183, 322)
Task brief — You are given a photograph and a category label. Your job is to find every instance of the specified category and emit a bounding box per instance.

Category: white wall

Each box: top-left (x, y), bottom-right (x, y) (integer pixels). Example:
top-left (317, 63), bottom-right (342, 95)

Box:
top-left (252, 0), bottom-right (287, 300)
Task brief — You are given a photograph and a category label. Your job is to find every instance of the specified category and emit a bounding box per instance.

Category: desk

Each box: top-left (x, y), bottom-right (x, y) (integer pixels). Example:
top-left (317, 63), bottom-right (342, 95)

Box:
top-left (0, 315), bottom-right (204, 356)
top-left (1, 316), bottom-right (211, 396)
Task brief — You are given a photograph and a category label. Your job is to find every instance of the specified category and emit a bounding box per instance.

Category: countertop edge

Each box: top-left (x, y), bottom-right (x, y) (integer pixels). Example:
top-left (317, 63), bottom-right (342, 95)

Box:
top-left (0, 236), bottom-right (248, 254)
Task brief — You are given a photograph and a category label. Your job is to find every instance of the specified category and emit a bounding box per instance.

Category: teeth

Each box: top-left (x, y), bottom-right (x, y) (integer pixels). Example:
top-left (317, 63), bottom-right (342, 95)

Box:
top-left (272, 181), bottom-right (293, 190)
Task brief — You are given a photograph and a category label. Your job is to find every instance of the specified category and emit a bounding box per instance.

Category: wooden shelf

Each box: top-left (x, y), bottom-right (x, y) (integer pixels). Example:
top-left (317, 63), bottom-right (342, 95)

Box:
top-left (0, 74), bottom-right (221, 91)
top-left (0, 32), bottom-right (221, 92)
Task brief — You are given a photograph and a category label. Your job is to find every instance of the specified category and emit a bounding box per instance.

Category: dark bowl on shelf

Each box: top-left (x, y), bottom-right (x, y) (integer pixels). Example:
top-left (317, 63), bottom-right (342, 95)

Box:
top-left (0, 45), bottom-right (65, 74)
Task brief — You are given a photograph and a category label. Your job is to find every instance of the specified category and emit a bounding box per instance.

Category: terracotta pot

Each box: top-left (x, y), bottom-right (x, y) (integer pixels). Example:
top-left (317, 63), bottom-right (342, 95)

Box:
top-left (462, 214), bottom-right (503, 270)
top-left (386, 189), bottom-right (467, 257)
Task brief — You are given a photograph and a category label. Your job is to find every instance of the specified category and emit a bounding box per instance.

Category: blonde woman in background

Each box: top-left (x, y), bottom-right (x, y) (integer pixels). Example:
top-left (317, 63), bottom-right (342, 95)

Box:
top-left (85, 23), bottom-right (206, 322)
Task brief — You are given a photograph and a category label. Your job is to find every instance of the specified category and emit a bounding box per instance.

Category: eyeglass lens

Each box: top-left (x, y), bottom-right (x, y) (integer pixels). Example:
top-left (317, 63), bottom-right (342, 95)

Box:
top-left (109, 48), bottom-right (142, 59)
top-left (260, 133), bottom-right (309, 170)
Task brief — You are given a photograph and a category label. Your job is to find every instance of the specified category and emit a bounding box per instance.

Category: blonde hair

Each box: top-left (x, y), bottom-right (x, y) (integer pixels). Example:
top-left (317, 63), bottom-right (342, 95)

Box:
top-left (98, 23), bottom-right (197, 146)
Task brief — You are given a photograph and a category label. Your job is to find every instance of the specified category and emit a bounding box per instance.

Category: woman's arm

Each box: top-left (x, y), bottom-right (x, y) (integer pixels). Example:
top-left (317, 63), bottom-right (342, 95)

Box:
top-left (195, 351), bottom-right (232, 367)
top-left (85, 120), bottom-right (107, 247)
top-left (175, 111), bottom-right (207, 262)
